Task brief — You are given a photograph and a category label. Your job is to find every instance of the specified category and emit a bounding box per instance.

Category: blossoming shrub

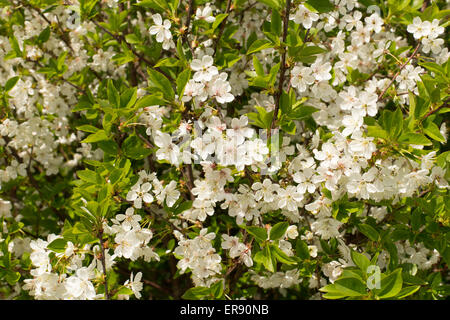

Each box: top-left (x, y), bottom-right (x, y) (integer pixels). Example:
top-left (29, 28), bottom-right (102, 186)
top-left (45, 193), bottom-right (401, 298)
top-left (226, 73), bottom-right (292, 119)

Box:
top-left (0, 0), bottom-right (449, 300)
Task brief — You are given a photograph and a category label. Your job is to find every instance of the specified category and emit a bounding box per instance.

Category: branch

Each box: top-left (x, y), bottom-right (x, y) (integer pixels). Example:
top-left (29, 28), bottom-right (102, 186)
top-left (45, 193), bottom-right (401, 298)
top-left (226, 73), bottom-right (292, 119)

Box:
top-left (98, 229), bottom-right (110, 300)
top-left (183, 164), bottom-right (195, 201)
top-left (182, 0), bottom-right (195, 55)
top-left (268, 0), bottom-right (291, 142)
top-left (125, 1), bottom-right (138, 87)
top-left (423, 97), bottom-right (450, 119)
top-left (213, 0), bottom-right (233, 55)
top-left (377, 42), bottom-right (421, 101)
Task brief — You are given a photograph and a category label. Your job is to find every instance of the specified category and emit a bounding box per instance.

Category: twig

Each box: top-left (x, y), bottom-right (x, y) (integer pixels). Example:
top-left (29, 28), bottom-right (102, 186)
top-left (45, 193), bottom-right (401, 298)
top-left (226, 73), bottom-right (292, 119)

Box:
top-left (142, 279), bottom-right (171, 295)
top-left (213, 0), bottom-right (233, 55)
top-left (423, 98), bottom-right (449, 119)
top-left (125, 1), bottom-right (138, 87)
top-left (98, 229), bottom-right (110, 300)
top-left (377, 42), bottom-right (421, 101)
top-left (182, 0), bottom-right (195, 55)
top-left (182, 164), bottom-right (195, 201)
top-left (268, 0), bottom-right (291, 142)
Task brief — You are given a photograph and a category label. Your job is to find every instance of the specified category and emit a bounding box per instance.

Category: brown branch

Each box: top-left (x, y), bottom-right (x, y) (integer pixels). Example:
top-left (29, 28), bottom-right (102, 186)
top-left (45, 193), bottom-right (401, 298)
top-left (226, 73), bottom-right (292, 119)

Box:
top-left (423, 98), bottom-right (450, 119)
top-left (182, 0), bottom-right (195, 55)
top-left (185, 164), bottom-right (195, 200)
top-left (268, 0), bottom-right (291, 142)
top-left (377, 42), bottom-right (421, 101)
top-left (213, 0), bottom-right (233, 55)
top-left (98, 229), bottom-right (110, 300)
top-left (125, 1), bottom-right (138, 87)
top-left (142, 279), bottom-right (171, 296)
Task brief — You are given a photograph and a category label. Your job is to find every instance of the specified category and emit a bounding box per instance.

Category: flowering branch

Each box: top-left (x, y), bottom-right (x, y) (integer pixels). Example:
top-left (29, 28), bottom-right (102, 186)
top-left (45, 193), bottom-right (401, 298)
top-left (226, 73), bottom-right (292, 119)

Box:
top-left (377, 42), bottom-right (421, 100)
top-left (269, 0), bottom-right (292, 141)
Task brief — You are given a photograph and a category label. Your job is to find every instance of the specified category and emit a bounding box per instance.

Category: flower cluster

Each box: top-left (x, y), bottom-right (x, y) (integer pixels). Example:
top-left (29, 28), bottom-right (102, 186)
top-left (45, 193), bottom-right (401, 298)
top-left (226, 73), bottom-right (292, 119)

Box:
top-left (183, 55), bottom-right (235, 104)
top-left (173, 229), bottom-right (222, 287)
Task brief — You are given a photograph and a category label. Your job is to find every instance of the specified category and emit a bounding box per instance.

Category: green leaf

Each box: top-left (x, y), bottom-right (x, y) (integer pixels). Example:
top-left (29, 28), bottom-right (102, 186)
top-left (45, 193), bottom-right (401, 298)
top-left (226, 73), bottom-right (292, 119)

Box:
top-left (321, 277), bottom-right (367, 297)
top-left (398, 133), bottom-right (432, 146)
top-left (97, 139), bottom-right (119, 155)
top-left (181, 286), bottom-right (211, 300)
top-left (253, 247), bottom-right (275, 272)
top-left (247, 106), bottom-right (274, 129)
top-left (271, 10), bottom-right (282, 36)
top-left (76, 124), bottom-right (99, 133)
top-left (423, 119), bottom-right (445, 142)
top-left (255, 0), bottom-right (281, 10)
top-left (296, 46), bottom-right (327, 63)
top-left (147, 68), bottom-right (175, 100)
top-left (375, 268), bottom-right (403, 299)
top-left (4, 76), bottom-right (19, 92)
top-left (268, 62), bottom-right (280, 86)
top-left (47, 238), bottom-right (67, 253)
top-left (280, 90), bottom-right (291, 115)
top-left (173, 200), bottom-right (193, 215)
top-left (212, 13), bottom-right (228, 30)
top-left (5, 270), bottom-right (21, 286)
top-left (245, 226), bottom-right (268, 243)
top-left (321, 291), bottom-right (349, 299)
top-left (102, 112), bottom-right (117, 133)
top-left (288, 105), bottom-right (318, 120)
top-left (135, 0), bottom-right (168, 12)
top-left (210, 280), bottom-right (224, 299)
top-left (295, 239), bottom-right (310, 259)
top-left (271, 245), bottom-right (297, 265)
top-left (395, 285), bottom-right (420, 299)
top-left (253, 55), bottom-right (265, 77)
top-left (262, 245), bottom-right (276, 272)
top-left (357, 224), bottom-right (379, 241)
top-left (391, 108), bottom-right (403, 138)
top-left (57, 51), bottom-right (68, 71)
top-left (125, 33), bottom-right (140, 44)
top-left (120, 87), bottom-right (137, 109)
top-left (367, 125), bottom-right (390, 140)
top-left (9, 36), bottom-right (22, 57)
top-left (77, 169), bottom-right (102, 184)
top-left (154, 57), bottom-right (180, 68)
top-left (37, 26), bottom-right (51, 44)
top-left (334, 277), bottom-right (367, 296)
top-left (81, 130), bottom-right (108, 143)
top-left (247, 39), bottom-right (273, 55)
top-left (351, 250), bottom-right (371, 273)
top-left (107, 79), bottom-right (120, 108)
top-left (122, 134), bottom-right (152, 160)
top-left (305, 0), bottom-right (334, 13)
top-left (176, 69), bottom-right (191, 97)
top-left (269, 222), bottom-right (289, 240)
top-left (134, 93), bottom-right (166, 109)
top-left (414, 95), bottom-right (430, 119)
top-left (280, 118), bottom-right (296, 135)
